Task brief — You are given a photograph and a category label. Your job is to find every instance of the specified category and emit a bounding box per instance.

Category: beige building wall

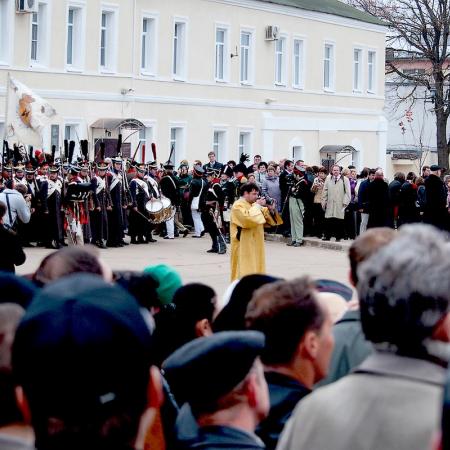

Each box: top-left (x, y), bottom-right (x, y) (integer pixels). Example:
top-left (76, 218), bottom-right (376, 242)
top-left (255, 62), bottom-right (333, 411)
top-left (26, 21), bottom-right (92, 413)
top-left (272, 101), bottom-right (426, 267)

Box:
top-left (0, 0), bottom-right (388, 170)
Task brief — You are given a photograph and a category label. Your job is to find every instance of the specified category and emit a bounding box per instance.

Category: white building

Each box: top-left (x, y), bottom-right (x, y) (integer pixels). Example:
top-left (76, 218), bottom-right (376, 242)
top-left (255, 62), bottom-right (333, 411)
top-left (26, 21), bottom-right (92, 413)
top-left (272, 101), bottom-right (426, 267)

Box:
top-left (0, 0), bottom-right (387, 169)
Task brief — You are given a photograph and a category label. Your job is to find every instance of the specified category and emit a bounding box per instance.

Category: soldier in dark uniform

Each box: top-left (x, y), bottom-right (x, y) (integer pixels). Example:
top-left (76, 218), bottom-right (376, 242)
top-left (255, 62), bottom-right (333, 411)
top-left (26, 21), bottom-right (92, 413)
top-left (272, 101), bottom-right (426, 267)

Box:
top-left (220, 165), bottom-right (235, 243)
top-left (129, 163), bottom-right (153, 244)
top-left (21, 166), bottom-right (41, 246)
top-left (13, 164), bottom-right (28, 188)
top-left (201, 168), bottom-right (226, 254)
top-left (78, 161), bottom-right (92, 244)
top-left (42, 165), bottom-right (64, 249)
top-left (163, 331), bottom-right (268, 450)
top-left (107, 157), bottom-right (127, 247)
top-left (160, 161), bottom-right (180, 240)
top-left (90, 161), bottom-right (111, 248)
top-left (64, 165), bottom-right (94, 246)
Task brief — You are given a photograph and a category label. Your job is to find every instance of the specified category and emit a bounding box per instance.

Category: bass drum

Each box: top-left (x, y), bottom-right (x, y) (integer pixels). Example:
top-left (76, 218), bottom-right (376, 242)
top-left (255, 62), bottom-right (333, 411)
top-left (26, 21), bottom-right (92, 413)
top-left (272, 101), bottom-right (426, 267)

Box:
top-left (145, 199), bottom-right (164, 224)
top-left (161, 197), bottom-right (176, 222)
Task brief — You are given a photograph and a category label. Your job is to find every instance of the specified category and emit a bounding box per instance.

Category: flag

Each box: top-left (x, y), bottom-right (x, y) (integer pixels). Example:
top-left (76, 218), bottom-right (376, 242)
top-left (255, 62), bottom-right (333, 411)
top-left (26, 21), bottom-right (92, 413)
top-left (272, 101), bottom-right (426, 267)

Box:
top-left (5, 74), bottom-right (57, 147)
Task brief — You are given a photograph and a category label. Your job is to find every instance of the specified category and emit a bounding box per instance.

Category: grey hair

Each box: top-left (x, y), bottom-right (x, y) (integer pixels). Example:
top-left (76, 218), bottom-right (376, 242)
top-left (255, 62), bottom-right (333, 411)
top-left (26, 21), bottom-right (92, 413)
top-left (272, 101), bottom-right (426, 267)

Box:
top-left (357, 224), bottom-right (450, 354)
top-left (0, 303), bottom-right (25, 370)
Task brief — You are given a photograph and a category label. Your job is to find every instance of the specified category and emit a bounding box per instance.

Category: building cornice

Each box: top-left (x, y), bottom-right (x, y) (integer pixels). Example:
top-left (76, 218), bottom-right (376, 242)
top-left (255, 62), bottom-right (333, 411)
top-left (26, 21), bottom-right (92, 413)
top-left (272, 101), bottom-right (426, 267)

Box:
top-left (206, 0), bottom-right (387, 34)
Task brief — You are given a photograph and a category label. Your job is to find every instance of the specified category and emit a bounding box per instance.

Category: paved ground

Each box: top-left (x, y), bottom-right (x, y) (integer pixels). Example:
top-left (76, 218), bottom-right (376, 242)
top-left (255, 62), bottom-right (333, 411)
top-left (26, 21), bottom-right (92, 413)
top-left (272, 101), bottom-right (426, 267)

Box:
top-left (17, 236), bottom-right (351, 297)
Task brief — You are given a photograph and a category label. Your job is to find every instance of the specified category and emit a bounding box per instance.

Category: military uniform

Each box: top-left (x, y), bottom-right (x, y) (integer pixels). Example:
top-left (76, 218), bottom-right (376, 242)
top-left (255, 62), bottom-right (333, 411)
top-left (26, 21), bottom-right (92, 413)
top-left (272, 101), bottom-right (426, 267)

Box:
top-left (107, 158), bottom-right (126, 247)
top-left (201, 169), bottom-right (226, 254)
top-left (90, 163), bottom-right (111, 248)
top-left (42, 166), bottom-right (64, 248)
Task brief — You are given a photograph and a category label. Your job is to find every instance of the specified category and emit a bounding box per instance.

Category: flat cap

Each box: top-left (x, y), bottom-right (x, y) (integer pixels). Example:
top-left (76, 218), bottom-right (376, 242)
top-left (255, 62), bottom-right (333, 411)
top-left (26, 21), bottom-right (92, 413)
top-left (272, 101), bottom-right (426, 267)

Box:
top-left (162, 331), bottom-right (265, 407)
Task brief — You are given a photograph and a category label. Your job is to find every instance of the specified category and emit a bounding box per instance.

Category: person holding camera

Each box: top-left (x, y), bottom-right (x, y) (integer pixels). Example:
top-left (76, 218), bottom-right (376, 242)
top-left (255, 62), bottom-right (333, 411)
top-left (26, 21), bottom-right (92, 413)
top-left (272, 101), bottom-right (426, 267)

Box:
top-left (287, 165), bottom-right (311, 247)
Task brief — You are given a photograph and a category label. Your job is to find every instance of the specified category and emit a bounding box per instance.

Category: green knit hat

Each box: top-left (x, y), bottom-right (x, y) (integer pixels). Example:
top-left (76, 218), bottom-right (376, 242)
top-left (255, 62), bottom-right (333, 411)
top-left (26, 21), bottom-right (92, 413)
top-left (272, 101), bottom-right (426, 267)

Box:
top-left (143, 264), bottom-right (182, 306)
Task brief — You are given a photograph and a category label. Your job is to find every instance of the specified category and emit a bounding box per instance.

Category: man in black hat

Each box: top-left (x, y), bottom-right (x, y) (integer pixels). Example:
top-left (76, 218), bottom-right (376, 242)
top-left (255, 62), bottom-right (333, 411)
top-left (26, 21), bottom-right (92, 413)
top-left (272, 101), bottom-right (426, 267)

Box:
top-left (232, 162), bottom-right (248, 201)
top-left (220, 165), bottom-right (235, 242)
top-left (189, 165), bottom-right (207, 238)
top-left (64, 165), bottom-right (94, 245)
top-left (160, 161), bottom-right (181, 239)
top-left (163, 331), bottom-right (269, 449)
top-left (107, 157), bottom-right (127, 247)
top-left (424, 164), bottom-right (447, 230)
top-left (41, 165), bottom-right (64, 249)
top-left (201, 168), bottom-right (226, 254)
top-left (90, 162), bottom-right (111, 248)
top-left (129, 163), bottom-right (154, 244)
top-left (12, 274), bottom-right (163, 450)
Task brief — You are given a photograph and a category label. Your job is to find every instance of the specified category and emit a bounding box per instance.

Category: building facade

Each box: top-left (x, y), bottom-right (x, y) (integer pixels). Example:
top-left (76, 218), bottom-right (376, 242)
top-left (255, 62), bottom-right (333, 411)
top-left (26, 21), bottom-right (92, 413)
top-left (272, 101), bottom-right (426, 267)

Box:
top-left (0, 0), bottom-right (386, 169)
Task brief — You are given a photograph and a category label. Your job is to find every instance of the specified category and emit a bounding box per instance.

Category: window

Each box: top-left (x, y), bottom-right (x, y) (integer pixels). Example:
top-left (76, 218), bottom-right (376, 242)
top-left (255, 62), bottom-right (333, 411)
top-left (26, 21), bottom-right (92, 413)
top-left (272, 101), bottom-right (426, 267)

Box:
top-left (31, 12), bottom-right (38, 62)
top-left (238, 131), bottom-right (251, 157)
top-left (215, 27), bottom-right (227, 81)
top-left (65, 124), bottom-right (79, 142)
top-left (353, 48), bottom-right (362, 92)
top-left (368, 50), bottom-right (377, 93)
top-left (213, 130), bottom-right (226, 161)
top-left (169, 127), bottom-right (184, 164)
top-left (30, 2), bottom-right (48, 66)
top-left (275, 37), bottom-right (286, 85)
top-left (324, 43), bottom-right (335, 91)
top-left (100, 9), bottom-right (117, 72)
top-left (66, 5), bottom-right (85, 69)
top-left (240, 31), bottom-right (252, 84)
top-left (173, 21), bottom-right (187, 79)
top-left (51, 125), bottom-right (59, 150)
top-left (0, 0), bottom-right (9, 64)
top-left (138, 127), bottom-right (153, 162)
top-left (293, 39), bottom-right (304, 88)
top-left (141, 17), bottom-right (156, 74)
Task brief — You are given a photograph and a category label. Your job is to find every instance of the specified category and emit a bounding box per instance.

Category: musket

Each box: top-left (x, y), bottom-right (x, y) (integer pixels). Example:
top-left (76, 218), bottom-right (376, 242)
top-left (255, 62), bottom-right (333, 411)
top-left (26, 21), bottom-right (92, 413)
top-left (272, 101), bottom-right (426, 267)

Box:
top-left (130, 141), bottom-right (142, 164)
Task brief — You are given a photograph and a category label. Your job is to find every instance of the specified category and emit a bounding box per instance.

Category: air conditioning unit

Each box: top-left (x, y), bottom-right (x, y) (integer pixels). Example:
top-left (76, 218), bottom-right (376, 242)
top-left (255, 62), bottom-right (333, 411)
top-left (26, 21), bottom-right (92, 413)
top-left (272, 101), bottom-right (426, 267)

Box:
top-left (16, 0), bottom-right (38, 14)
top-left (265, 26), bottom-right (279, 41)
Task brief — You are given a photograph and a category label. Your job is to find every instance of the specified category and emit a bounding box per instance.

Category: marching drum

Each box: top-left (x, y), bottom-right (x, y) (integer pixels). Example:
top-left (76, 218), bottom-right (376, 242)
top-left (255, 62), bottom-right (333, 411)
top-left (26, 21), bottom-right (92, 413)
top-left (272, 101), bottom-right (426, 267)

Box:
top-left (145, 197), bottom-right (175, 224)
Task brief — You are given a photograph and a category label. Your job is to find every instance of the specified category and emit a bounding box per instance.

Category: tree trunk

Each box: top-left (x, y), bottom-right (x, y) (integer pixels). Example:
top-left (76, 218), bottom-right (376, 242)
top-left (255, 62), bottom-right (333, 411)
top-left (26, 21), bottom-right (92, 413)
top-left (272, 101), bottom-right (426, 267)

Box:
top-left (436, 110), bottom-right (450, 171)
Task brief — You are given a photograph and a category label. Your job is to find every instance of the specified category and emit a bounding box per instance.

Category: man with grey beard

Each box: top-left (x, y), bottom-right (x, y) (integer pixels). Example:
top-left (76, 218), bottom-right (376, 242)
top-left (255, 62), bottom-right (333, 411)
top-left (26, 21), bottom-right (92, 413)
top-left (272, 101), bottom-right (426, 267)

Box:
top-left (277, 224), bottom-right (450, 450)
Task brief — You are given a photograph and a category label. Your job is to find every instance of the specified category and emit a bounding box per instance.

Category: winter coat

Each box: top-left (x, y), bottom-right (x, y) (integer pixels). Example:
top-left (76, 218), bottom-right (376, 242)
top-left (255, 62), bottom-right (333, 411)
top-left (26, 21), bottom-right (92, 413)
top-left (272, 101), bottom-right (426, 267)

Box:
top-left (322, 175), bottom-right (351, 220)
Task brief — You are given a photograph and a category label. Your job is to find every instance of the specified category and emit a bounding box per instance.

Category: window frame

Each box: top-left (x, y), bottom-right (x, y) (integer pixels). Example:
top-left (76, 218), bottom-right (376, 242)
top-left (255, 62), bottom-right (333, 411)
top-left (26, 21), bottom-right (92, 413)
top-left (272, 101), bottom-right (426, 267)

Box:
top-left (323, 41), bottom-right (336, 92)
top-left (168, 123), bottom-right (186, 165)
top-left (238, 129), bottom-right (253, 158)
top-left (99, 5), bottom-right (119, 74)
top-left (240, 28), bottom-right (254, 85)
top-left (292, 37), bottom-right (305, 90)
top-left (141, 12), bottom-right (158, 76)
top-left (353, 47), bottom-right (363, 93)
top-left (214, 24), bottom-right (229, 83)
top-left (0, 0), bottom-right (14, 66)
top-left (212, 128), bottom-right (227, 162)
top-left (66, 1), bottom-right (86, 72)
top-left (274, 34), bottom-right (287, 86)
top-left (172, 17), bottom-right (188, 81)
top-left (367, 49), bottom-right (377, 94)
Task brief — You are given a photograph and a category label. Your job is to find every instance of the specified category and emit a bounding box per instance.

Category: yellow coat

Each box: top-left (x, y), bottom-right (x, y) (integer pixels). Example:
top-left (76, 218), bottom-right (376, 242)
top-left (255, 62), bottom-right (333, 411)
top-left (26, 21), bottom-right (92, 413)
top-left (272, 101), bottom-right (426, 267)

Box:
top-left (230, 198), bottom-right (280, 281)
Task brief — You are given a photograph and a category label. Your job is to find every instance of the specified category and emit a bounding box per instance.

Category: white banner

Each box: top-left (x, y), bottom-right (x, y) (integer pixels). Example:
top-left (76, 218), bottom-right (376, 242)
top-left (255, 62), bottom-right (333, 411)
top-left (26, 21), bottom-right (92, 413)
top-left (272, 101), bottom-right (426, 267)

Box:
top-left (5, 74), bottom-right (57, 147)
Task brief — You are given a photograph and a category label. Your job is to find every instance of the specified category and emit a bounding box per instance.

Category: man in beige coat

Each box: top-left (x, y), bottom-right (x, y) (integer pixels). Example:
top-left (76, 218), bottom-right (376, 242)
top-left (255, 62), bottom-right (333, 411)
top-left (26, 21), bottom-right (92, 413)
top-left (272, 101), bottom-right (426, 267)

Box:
top-left (276, 224), bottom-right (450, 450)
top-left (321, 165), bottom-right (350, 241)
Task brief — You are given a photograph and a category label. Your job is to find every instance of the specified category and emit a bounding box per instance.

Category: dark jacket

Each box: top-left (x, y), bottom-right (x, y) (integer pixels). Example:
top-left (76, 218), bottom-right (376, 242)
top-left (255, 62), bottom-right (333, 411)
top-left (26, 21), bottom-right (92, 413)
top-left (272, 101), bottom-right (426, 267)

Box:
top-left (257, 372), bottom-right (310, 450)
top-left (357, 179), bottom-right (370, 213)
top-left (424, 174), bottom-right (447, 229)
top-left (0, 225), bottom-right (26, 273)
top-left (367, 178), bottom-right (390, 228)
top-left (203, 161), bottom-right (224, 172)
top-left (184, 425), bottom-right (265, 449)
top-left (398, 182), bottom-right (419, 225)
top-left (161, 174), bottom-right (181, 206)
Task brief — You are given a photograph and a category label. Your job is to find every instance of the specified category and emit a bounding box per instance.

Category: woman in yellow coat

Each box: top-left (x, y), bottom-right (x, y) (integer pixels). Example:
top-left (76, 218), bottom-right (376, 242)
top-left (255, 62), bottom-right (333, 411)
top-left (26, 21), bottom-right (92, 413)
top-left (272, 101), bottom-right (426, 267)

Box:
top-left (230, 183), bottom-right (281, 281)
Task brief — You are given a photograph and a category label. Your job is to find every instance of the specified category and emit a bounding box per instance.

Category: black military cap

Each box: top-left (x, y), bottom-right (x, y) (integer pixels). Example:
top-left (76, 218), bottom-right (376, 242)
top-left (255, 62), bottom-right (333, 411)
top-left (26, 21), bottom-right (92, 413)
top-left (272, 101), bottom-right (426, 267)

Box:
top-left (193, 165), bottom-right (204, 176)
top-left (222, 165), bottom-right (234, 178)
top-left (162, 331), bottom-right (265, 408)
